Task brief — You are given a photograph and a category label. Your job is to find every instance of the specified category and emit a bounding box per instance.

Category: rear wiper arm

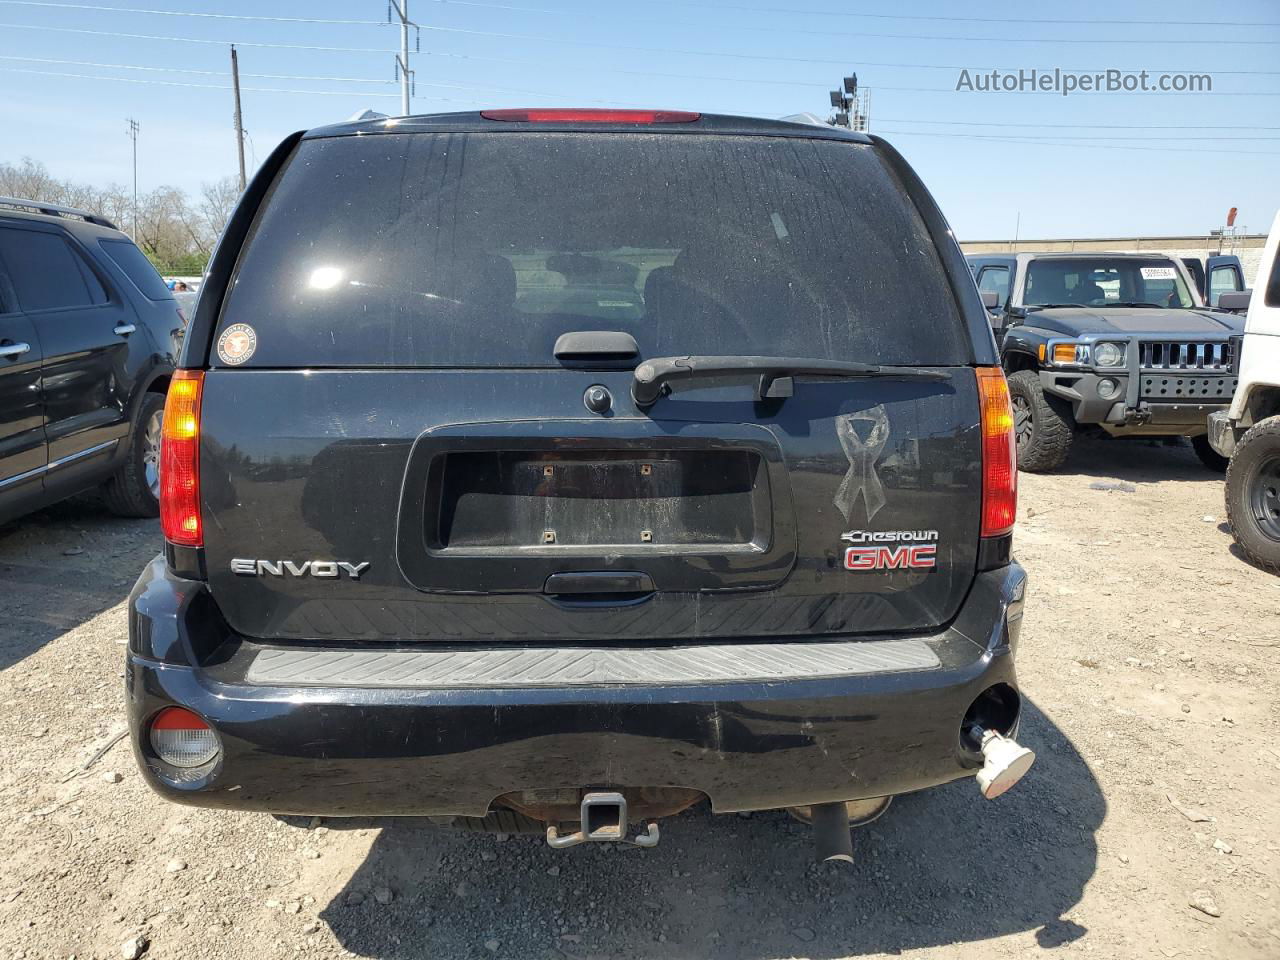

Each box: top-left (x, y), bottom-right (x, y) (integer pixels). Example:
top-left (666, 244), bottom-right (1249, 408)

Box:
top-left (631, 355), bottom-right (950, 407)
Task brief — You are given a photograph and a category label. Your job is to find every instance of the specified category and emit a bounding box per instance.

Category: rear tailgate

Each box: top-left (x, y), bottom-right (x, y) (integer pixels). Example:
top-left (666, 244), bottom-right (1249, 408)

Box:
top-left (195, 124), bottom-right (984, 643)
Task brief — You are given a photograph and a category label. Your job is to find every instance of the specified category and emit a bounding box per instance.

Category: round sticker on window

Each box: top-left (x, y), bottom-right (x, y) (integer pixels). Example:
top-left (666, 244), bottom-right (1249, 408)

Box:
top-left (216, 323), bottom-right (258, 365)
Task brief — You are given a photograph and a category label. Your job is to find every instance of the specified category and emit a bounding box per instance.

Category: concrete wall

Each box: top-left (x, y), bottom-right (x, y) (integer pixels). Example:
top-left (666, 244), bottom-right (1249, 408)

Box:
top-left (959, 235), bottom-right (1269, 286)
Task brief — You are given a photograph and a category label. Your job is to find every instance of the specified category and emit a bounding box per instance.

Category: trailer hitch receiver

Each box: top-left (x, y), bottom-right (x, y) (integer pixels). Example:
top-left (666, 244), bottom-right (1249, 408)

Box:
top-left (545, 791), bottom-right (661, 849)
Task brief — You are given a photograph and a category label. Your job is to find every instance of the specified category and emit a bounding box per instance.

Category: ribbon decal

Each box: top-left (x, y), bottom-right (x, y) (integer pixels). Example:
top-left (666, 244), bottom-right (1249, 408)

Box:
top-left (834, 405), bottom-right (890, 523)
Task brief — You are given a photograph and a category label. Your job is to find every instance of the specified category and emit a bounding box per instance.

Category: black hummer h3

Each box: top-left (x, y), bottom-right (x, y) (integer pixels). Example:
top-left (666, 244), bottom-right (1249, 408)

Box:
top-left (126, 109), bottom-right (1033, 862)
top-left (968, 252), bottom-right (1245, 472)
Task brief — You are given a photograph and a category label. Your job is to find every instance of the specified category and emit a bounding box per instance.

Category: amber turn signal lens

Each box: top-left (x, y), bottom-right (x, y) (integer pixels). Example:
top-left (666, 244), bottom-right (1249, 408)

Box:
top-left (1052, 343), bottom-right (1079, 364)
top-left (159, 370), bottom-right (204, 547)
top-left (975, 367), bottom-right (1017, 539)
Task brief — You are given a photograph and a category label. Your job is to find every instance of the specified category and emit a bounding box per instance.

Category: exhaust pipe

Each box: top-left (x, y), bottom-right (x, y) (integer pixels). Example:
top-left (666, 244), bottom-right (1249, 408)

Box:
top-left (809, 801), bottom-right (854, 864)
top-left (975, 728), bottom-right (1035, 799)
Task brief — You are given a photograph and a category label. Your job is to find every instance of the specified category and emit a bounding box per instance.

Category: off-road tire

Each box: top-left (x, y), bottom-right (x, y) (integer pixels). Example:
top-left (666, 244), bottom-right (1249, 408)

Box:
top-left (1190, 434), bottom-right (1229, 473)
top-left (1225, 416), bottom-right (1280, 575)
top-left (1007, 369), bottom-right (1074, 472)
top-left (102, 392), bottom-right (165, 518)
top-left (448, 810), bottom-right (545, 835)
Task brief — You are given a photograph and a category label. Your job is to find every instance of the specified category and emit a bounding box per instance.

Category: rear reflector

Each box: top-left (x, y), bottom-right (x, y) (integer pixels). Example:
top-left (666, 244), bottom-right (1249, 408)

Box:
top-left (481, 108), bottom-right (700, 124)
top-left (159, 370), bottom-right (204, 547)
top-left (975, 366), bottom-right (1017, 538)
top-left (149, 707), bottom-right (220, 768)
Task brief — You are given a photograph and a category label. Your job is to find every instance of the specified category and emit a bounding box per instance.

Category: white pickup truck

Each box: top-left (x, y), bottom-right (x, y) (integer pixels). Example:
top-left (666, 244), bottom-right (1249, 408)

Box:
top-left (1209, 209), bottom-right (1280, 573)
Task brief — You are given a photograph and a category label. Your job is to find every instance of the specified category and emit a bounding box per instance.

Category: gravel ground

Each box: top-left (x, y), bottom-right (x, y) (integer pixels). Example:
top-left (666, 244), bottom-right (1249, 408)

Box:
top-left (0, 434), bottom-right (1277, 960)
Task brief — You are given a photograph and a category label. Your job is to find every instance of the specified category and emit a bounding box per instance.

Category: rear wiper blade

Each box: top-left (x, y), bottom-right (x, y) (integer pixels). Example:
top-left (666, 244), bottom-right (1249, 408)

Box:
top-left (631, 355), bottom-right (950, 407)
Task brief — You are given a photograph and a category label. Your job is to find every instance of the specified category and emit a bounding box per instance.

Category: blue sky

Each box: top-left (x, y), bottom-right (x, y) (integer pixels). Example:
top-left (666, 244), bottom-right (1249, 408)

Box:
top-left (1, 0), bottom-right (1278, 239)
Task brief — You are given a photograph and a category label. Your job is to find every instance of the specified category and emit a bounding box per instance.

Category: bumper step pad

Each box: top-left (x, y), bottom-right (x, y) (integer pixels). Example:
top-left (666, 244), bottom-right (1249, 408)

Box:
top-left (245, 639), bottom-right (940, 689)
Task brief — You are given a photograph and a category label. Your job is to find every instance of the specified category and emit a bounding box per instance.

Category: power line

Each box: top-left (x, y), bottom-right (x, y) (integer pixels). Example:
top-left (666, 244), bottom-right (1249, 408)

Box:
top-left (413, 21), bottom-right (1280, 49)
top-left (873, 117), bottom-right (1280, 131)
top-left (2, 52), bottom-right (1274, 121)
top-left (0, 65), bottom-right (404, 96)
top-left (414, 0), bottom-right (1280, 28)
top-left (416, 47), bottom-right (1280, 80)
top-left (0, 0), bottom-right (387, 24)
top-left (0, 54), bottom-right (394, 82)
top-left (875, 127), bottom-right (1280, 141)
top-left (878, 130), bottom-right (1280, 156)
top-left (5, 21), bottom-right (1278, 84)
top-left (0, 21), bottom-right (397, 52)
top-left (0, 53), bottom-right (644, 104)
top-left (16, 0), bottom-right (1272, 31)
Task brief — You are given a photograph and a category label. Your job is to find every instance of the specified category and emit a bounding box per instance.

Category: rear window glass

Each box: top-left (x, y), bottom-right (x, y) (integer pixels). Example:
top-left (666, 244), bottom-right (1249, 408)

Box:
top-left (218, 132), bottom-right (966, 367)
top-left (100, 238), bottom-right (173, 301)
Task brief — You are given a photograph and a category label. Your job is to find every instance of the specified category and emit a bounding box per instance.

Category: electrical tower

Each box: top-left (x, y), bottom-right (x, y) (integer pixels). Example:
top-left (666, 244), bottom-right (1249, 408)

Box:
top-left (388, 0), bottom-right (418, 116)
top-left (829, 75), bottom-right (870, 132)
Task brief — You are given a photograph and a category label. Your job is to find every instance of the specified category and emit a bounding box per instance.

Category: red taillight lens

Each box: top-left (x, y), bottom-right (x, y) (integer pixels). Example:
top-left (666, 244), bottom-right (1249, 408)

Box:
top-left (976, 366), bottom-right (1017, 538)
top-left (149, 707), bottom-right (220, 768)
top-left (481, 108), bottom-right (700, 124)
top-left (159, 370), bottom-right (204, 547)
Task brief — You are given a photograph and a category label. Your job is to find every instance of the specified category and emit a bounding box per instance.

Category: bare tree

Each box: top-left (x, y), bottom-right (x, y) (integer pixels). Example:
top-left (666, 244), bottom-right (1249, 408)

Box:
top-left (0, 156), bottom-right (228, 272)
top-left (199, 176), bottom-right (241, 247)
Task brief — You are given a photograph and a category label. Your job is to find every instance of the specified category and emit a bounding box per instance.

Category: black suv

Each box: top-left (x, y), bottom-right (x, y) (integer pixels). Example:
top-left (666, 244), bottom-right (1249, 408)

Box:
top-left (969, 252), bottom-right (1245, 472)
top-left (0, 196), bottom-right (181, 525)
top-left (127, 110), bottom-right (1032, 860)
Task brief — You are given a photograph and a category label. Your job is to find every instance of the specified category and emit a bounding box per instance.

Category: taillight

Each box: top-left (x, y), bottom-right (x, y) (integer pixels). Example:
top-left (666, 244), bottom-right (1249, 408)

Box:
top-left (976, 366), bottom-right (1017, 538)
top-left (159, 370), bottom-right (204, 546)
top-left (481, 108), bottom-right (700, 124)
top-left (149, 707), bottom-right (220, 768)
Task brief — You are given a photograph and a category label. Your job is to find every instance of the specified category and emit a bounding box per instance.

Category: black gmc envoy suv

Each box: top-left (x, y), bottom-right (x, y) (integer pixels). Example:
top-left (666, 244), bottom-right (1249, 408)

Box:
top-left (127, 109), bottom-right (1032, 861)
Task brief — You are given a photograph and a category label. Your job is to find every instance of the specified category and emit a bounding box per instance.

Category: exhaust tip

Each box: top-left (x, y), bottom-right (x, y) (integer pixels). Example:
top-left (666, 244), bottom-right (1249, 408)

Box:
top-left (809, 801), bottom-right (855, 864)
top-left (976, 730), bottom-right (1036, 799)
top-left (960, 683), bottom-right (1034, 798)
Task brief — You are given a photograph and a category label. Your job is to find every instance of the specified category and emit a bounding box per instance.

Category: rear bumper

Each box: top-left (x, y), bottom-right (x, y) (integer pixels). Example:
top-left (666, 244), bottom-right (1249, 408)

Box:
top-left (125, 557), bottom-right (1028, 817)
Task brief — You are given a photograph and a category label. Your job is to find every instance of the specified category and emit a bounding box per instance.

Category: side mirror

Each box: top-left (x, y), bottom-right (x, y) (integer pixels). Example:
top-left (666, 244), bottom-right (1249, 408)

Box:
top-left (979, 290), bottom-right (1000, 310)
top-left (1216, 290), bottom-right (1251, 312)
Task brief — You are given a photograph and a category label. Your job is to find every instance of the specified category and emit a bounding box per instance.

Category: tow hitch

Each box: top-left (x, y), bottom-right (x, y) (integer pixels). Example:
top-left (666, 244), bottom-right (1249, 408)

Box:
top-left (545, 791), bottom-right (661, 849)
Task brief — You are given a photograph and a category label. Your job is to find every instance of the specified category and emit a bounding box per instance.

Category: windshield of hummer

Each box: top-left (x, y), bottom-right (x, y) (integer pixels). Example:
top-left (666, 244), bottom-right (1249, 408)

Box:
top-left (1024, 257), bottom-right (1194, 309)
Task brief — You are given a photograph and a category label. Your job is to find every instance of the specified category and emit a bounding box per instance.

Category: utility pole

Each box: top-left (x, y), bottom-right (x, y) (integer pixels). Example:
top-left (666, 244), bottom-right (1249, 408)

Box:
top-left (230, 45), bottom-right (247, 191)
top-left (125, 117), bottom-right (139, 240)
top-left (389, 0), bottom-right (414, 116)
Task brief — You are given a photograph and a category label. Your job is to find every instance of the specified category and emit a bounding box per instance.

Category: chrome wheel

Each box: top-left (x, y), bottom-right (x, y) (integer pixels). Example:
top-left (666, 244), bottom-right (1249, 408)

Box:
top-left (142, 408), bottom-right (163, 499)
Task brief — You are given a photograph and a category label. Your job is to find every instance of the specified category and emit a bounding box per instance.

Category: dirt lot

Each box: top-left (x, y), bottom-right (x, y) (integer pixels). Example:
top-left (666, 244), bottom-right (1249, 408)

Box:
top-left (0, 434), bottom-right (1277, 960)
